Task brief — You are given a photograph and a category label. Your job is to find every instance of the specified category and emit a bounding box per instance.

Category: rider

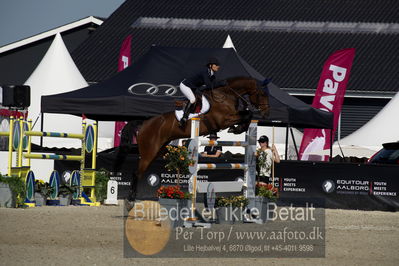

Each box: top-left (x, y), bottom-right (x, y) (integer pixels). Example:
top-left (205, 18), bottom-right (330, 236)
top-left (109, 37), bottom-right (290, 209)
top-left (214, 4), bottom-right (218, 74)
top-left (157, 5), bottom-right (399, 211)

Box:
top-left (179, 57), bottom-right (226, 127)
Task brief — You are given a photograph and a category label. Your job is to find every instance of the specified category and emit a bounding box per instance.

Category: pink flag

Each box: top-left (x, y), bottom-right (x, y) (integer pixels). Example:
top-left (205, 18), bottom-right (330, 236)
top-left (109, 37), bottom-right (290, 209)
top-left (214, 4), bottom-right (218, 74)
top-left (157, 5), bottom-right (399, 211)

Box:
top-left (299, 48), bottom-right (356, 161)
top-left (114, 35), bottom-right (132, 147)
top-left (117, 35), bottom-right (132, 72)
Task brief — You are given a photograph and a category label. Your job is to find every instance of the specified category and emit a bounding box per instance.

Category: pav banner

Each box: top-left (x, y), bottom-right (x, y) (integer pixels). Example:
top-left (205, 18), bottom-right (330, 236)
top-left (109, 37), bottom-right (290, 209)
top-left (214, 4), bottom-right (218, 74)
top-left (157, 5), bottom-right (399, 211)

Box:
top-left (299, 48), bottom-right (356, 161)
top-left (114, 35), bottom-right (132, 147)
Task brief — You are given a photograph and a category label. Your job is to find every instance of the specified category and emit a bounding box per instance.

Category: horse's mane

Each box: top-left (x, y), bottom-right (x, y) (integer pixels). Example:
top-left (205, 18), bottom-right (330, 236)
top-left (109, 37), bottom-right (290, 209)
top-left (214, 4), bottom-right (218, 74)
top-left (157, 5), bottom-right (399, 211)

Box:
top-left (226, 76), bottom-right (255, 83)
top-left (213, 76), bottom-right (258, 94)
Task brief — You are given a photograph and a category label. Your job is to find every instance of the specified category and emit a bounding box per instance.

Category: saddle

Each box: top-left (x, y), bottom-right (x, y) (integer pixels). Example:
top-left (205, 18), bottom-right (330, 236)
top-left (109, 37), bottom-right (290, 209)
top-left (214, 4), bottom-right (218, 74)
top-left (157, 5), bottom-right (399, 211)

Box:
top-left (175, 94), bottom-right (203, 113)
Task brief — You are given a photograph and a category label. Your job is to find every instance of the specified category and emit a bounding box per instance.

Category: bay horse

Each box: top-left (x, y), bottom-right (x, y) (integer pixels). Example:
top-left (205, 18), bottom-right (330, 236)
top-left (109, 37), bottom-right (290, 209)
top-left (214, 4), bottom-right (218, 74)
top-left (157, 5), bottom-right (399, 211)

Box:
top-left (133, 77), bottom-right (269, 199)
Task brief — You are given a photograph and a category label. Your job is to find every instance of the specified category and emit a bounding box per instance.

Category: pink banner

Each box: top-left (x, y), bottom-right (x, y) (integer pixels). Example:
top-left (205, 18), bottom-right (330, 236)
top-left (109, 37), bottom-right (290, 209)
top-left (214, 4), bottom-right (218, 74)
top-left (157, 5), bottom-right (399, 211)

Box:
top-left (299, 48), bottom-right (356, 161)
top-left (117, 35), bottom-right (132, 72)
top-left (114, 35), bottom-right (132, 147)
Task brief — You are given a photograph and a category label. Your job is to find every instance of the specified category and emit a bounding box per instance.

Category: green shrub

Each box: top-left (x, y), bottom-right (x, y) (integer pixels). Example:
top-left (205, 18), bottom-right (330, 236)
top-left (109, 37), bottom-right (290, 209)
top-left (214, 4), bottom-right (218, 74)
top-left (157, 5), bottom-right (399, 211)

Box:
top-left (95, 169), bottom-right (109, 202)
top-left (0, 174), bottom-right (26, 207)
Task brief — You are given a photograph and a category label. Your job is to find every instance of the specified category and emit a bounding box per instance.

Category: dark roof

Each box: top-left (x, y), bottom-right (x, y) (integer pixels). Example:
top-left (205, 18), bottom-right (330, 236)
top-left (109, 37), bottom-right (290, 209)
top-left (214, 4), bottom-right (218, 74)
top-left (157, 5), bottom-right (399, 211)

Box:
top-left (72, 0), bottom-right (399, 94)
top-left (99, 0), bottom-right (399, 23)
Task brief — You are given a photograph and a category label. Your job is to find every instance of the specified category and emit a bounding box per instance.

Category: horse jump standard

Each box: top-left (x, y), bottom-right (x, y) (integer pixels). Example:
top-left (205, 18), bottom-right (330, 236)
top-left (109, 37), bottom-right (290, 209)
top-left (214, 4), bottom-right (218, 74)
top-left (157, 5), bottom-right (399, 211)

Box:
top-left (187, 118), bottom-right (258, 218)
top-left (0, 116), bottom-right (99, 206)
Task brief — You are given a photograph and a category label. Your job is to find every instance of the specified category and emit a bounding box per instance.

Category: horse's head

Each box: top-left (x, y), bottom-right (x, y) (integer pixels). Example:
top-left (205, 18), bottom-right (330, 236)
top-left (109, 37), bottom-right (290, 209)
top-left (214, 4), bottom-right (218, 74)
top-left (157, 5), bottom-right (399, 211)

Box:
top-left (227, 77), bottom-right (270, 117)
top-left (250, 87), bottom-right (270, 117)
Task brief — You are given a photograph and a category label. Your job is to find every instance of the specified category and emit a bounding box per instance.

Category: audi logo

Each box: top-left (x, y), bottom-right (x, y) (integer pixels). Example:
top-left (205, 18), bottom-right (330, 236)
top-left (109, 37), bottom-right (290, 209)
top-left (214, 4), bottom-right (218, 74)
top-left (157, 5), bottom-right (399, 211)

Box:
top-left (127, 83), bottom-right (183, 97)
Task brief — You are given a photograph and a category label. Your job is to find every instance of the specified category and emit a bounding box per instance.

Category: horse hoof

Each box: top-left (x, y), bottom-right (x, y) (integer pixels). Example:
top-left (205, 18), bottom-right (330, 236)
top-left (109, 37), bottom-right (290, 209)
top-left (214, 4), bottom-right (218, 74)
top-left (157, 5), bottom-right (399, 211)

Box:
top-left (124, 199), bottom-right (135, 212)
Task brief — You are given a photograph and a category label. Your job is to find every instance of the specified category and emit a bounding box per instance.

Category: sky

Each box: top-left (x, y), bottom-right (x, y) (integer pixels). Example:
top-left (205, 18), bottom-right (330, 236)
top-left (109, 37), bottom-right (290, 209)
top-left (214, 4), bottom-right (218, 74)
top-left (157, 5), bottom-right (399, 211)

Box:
top-left (0, 0), bottom-right (125, 46)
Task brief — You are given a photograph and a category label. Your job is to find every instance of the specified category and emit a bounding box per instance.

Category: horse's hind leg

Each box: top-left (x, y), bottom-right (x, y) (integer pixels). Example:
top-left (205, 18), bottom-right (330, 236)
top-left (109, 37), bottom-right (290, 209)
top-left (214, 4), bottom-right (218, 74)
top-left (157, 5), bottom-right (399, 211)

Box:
top-left (132, 117), bottom-right (170, 200)
top-left (129, 142), bottom-right (160, 201)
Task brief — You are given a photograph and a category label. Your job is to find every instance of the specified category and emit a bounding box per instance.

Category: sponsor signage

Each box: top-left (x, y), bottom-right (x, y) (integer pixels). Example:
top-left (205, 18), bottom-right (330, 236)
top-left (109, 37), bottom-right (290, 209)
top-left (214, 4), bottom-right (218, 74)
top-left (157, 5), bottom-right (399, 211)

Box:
top-left (299, 48), bottom-right (356, 161)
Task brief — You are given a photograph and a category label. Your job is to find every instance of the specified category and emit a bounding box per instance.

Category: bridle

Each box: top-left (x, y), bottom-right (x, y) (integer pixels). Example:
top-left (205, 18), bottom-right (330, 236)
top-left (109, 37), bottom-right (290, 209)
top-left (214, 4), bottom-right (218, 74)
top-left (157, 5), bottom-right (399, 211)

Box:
top-left (255, 88), bottom-right (270, 112)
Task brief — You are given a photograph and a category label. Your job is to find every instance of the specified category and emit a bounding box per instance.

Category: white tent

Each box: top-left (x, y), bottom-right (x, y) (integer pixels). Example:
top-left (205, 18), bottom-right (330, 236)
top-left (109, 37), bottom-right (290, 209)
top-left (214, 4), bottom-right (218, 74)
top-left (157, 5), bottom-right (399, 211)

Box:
top-left (318, 144), bottom-right (378, 158)
top-left (339, 91), bottom-right (399, 152)
top-left (24, 33), bottom-right (114, 149)
top-left (223, 34), bottom-right (236, 51)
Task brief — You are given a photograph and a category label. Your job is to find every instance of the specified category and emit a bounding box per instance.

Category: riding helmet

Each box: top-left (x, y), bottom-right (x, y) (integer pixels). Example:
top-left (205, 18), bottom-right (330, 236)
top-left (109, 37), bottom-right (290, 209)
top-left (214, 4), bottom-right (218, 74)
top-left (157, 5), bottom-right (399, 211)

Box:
top-left (206, 57), bottom-right (220, 66)
top-left (258, 135), bottom-right (269, 143)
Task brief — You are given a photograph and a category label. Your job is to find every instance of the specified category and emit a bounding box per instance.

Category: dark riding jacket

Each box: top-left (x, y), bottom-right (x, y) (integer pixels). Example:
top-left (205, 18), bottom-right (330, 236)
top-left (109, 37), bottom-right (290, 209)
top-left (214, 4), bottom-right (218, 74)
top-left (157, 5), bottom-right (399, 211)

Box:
top-left (204, 145), bottom-right (222, 156)
top-left (182, 69), bottom-right (226, 93)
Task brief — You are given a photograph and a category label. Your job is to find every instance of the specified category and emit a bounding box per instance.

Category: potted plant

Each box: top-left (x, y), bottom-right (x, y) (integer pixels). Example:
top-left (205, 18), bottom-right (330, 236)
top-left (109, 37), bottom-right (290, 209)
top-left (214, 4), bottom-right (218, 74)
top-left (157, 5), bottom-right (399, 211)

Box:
top-left (215, 195), bottom-right (248, 224)
top-left (58, 183), bottom-right (78, 206)
top-left (95, 169), bottom-right (109, 203)
top-left (163, 145), bottom-right (194, 186)
top-left (0, 174), bottom-right (26, 208)
top-left (157, 185), bottom-right (190, 228)
top-left (256, 182), bottom-right (278, 200)
top-left (231, 195), bottom-right (249, 224)
top-left (0, 174), bottom-right (16, 208)
top-left (215, 196), bottom-right (234, 224)
top-left (254, 182), bottom-right (278, 223)
top-left (34, 179), bottom-right (52, 206)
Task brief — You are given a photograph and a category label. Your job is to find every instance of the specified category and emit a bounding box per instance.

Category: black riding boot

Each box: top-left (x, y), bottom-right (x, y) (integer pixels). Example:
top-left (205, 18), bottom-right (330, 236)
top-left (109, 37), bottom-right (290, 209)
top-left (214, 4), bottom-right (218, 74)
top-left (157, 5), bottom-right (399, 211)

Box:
top-left (179, 102), bottom-right (192, 127)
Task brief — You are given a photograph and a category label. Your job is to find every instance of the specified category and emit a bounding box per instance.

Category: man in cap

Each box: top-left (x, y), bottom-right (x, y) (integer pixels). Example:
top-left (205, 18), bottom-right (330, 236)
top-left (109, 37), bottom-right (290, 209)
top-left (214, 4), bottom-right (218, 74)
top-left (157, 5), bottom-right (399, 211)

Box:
top-left (179, 57), bottom-right (226, 127)
top-left (200, 133), bottom-right (223, 158)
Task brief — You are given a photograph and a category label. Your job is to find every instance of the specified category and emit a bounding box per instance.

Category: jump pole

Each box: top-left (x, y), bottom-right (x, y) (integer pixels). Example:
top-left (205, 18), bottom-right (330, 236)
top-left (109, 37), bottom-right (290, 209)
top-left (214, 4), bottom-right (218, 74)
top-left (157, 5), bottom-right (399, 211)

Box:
top-left (272, 126), bottom-right (275, 187)
top-left (187, 117), bottom-right (200, 221)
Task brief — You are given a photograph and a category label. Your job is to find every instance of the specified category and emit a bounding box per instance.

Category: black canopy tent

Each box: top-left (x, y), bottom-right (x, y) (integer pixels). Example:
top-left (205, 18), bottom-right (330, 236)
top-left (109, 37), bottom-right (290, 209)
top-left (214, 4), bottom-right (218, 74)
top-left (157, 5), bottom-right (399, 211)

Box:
top-left (42, 46), bottom-right (332, 129)
top-left (42, 46), bottom-right (333, 158)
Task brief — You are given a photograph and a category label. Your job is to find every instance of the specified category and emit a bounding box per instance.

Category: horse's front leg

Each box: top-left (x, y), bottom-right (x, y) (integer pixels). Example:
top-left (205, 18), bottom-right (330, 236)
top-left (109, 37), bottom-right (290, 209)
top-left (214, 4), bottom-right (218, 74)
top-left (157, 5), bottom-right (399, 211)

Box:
top-left (227, 111), bottom-right (252, 134)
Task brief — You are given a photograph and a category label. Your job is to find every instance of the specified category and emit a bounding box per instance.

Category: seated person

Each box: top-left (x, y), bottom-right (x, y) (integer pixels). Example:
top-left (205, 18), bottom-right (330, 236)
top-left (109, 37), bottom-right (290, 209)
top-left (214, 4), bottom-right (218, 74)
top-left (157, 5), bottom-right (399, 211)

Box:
top-left (200, 133), bottom-right (222, 158)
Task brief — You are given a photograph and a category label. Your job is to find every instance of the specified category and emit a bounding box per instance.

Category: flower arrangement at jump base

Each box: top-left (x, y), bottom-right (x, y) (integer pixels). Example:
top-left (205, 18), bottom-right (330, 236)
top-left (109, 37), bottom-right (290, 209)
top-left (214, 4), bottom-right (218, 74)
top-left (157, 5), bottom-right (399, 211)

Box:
top-left (215, 195), bottom-right (249, 224)
top-left (34, 179), bottom-right (53, 206)
top-left (157, 185), bottom-right (190, 228)
top-left (163, 145), bottom-right (195, 185)
top-left (163, 145), bottom-right (194, 174)
top-left (253, 182), bottom-right (278, 223)
top-left (255, 182), bottom-right (278, 201)
top-left (215, 195), bottom-right (249, 208)
top-left (157, 185), bottom-right (190, 199)
top-left (34, 179), bottom-right (53, 197)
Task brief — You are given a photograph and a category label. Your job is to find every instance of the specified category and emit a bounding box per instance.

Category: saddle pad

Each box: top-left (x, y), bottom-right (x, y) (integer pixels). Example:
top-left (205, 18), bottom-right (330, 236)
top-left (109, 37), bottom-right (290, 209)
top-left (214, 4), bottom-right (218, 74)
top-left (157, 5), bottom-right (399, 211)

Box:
top-left (175, 95), bottom-right (210, 121)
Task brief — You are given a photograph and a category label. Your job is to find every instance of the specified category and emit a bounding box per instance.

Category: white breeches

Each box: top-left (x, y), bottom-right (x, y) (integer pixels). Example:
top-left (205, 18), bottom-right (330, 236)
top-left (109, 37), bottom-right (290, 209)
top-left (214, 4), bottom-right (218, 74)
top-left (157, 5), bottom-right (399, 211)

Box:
top-left (180, 82), bottom-right (196, 104)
